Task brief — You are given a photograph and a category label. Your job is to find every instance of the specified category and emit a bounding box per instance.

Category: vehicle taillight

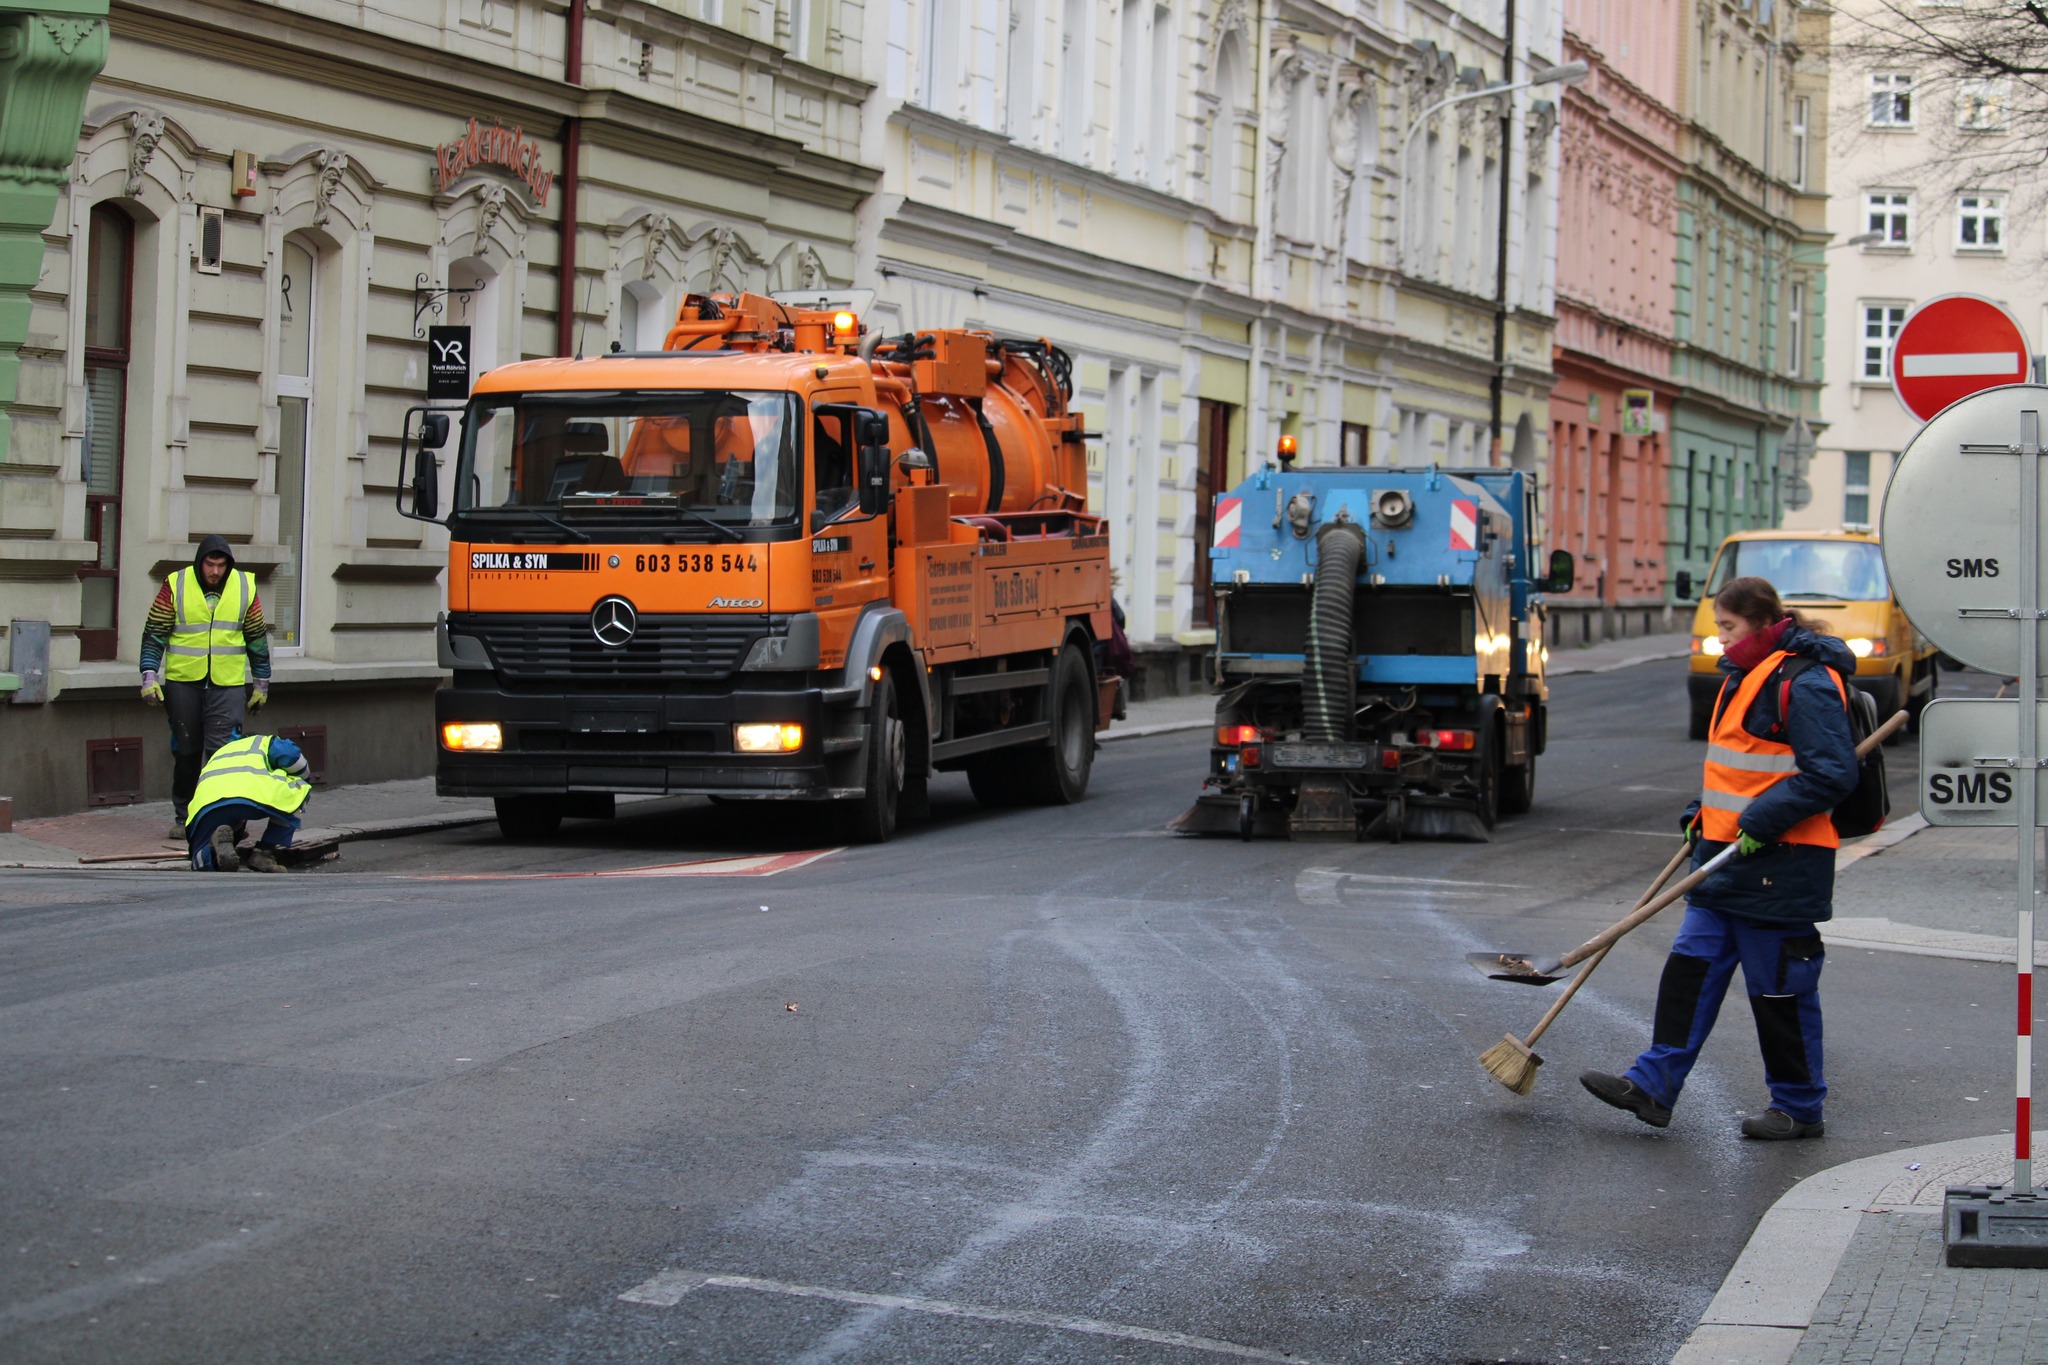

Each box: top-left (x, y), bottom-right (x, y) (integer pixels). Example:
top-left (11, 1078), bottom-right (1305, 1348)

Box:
top-left (1241, 745), bottom-right (1262, 769)
top-left (1217, 724), bottom-right (1263, 746)
top-left (1380, 748), bottom-right (1401, 770)
top-left (1423, 729), bottom-right (1477, 751)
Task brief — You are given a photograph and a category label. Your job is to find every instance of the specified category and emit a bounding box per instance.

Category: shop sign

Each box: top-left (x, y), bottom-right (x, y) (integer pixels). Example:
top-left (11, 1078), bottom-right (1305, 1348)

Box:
top-left (427, 326), bottom-right (472, 400)
top-left (435, 117), bottom-right (554, 206)
top-left (1621, 390), bottom-right (1654, 437)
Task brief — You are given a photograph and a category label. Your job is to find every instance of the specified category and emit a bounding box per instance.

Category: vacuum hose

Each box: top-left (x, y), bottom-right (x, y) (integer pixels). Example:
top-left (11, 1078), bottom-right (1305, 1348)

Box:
top-left (1304, 522), bottom-right (1367, 743)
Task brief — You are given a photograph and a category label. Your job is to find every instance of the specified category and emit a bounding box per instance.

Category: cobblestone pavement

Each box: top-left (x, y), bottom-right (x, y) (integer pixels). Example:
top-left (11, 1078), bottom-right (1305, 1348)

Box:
top-left (1791, 1211), bottom-right (2048, 1365)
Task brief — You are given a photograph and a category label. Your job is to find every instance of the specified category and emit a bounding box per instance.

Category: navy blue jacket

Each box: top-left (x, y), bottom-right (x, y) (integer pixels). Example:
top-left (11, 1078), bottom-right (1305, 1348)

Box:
top-left (1683, 625), bottom-right (1861, 923)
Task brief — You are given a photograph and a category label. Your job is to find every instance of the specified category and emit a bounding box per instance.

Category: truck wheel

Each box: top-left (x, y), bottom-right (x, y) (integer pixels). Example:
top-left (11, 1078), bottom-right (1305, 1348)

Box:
top-left (1474, 745), bottom-right (1500, 831)
top-left (495, 796), bottom-right (563, 842)
top-left (847, 670), bottom-right (904, 843)
top-left (1501, 753), bottom-right (1536, 815)
top-left (1015, 644), bottom-right (1097, 805)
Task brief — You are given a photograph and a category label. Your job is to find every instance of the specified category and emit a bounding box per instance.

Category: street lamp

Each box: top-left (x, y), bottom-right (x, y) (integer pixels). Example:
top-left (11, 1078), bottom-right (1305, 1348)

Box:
top-left (1833, 230), bottom-right (1885, 250)
top-left (1397, 60), bottom-right (1589, 172)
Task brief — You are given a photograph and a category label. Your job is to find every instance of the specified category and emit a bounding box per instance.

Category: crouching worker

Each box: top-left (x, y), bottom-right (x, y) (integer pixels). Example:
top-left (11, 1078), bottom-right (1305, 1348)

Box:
top-left (187, 733), bottom-right (312, 874)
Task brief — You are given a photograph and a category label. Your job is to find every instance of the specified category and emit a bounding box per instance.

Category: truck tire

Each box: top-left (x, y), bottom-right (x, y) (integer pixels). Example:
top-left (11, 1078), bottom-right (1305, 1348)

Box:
top-left (965, 760), bottom-right (1021, 808)
top-left (495, 796), bottom-right (563, 842)
top-left (1474, 743), bottom-right (1500, 831)
top-left (1015, 644), bottom-right (1096, 805)
top-left (1501, 753), bottom-right (1536, 815)
top-left (846, 670), bottom-right (904, 843)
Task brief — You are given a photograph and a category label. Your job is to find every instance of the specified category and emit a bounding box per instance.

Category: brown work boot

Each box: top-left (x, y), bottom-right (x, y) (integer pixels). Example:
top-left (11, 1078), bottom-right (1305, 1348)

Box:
top-left (207, 825), bottom-right (241, 872)
top-left (243, 846), bottom-right (285, 874)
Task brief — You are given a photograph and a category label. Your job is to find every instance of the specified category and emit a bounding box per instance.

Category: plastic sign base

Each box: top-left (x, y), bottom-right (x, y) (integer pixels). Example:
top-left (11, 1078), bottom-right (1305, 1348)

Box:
top-left (1944, 1184), bottom-right (2048, 1267)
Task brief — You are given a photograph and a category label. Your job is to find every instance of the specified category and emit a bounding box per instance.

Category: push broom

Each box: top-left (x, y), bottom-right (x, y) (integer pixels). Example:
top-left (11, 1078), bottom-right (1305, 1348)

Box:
top-left (1478, 843), bottom-right (1690, 1095)
top-left (1476, 707), bottom-right (1907, 1094)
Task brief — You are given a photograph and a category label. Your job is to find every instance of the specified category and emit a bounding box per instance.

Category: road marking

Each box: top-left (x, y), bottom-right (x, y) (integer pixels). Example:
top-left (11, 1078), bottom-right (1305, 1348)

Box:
top-left (617, 1270), bottom-right (1324, 1362)
top-left (1619, 784), bottom-right (1693, 794)
top-left (1328, 872), bottom-right (1529, 889)
top-left (407, 849), bottom-right (841, 881)
top-left (0, 1218), bottom-right (299, 1332)
top-left (1900, 350), bottom-right (2022, 378)
top-left (1549, 826), bottom-right (1680, 838)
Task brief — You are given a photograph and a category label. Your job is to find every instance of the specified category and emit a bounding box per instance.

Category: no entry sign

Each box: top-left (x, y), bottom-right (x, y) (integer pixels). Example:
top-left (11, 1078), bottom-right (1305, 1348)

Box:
top-left (1891, 294), bottom-right (2031, 422)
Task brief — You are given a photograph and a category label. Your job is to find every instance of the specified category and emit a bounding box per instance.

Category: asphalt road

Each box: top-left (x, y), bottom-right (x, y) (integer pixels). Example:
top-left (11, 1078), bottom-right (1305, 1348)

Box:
top-left (0, 659), bottom-right (2015, 1365)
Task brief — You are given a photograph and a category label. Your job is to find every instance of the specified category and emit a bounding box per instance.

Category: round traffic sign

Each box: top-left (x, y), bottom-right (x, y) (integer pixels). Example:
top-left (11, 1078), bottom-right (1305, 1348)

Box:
top-left (1891, 294), bottom-right (2031, 423)
top-left (1881, 384), bottom-right (2048, 674)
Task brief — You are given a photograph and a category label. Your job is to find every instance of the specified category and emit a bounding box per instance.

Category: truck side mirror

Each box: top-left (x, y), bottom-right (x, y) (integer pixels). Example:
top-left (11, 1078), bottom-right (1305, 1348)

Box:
top-left (398, 407), bottom-right (451, 523)
top-left (1542, 548), bottom-right (1574, 594)
top-left (1675, 569), bottom-right (1694, 602)
top-left (857, 438), bottom-right (889, 515)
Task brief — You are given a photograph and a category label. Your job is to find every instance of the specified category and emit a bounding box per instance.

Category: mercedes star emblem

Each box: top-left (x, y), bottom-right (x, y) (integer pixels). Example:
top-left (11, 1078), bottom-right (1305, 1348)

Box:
top-left (590, 596), bottom-right (638, 647)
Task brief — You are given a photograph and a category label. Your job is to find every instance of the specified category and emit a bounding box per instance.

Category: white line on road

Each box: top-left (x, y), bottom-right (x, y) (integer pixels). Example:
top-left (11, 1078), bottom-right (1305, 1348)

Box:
top-left (0, 1218), bottom-right (299, 1333)
top-left (617, 1270), bottom-right (1325, 1363)
top-left (1900, 351), bottom-right (2022, 378)
top-left (1321, 871), bottom-right (1531, 890)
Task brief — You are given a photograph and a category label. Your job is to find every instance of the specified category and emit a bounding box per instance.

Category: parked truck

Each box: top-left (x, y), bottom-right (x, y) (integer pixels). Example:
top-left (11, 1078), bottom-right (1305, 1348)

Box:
top-left (1175, 459), bottom-right (1573, 841)
top-left (396, 289), bottom-right (1116, 843)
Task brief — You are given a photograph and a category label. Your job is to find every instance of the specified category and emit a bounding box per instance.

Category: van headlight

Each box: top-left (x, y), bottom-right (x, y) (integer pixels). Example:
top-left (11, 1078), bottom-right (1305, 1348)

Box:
top-left (1845, 637), bottom-right (1886, 659)
top-left (1693, 635), bottom-right (1723, 657)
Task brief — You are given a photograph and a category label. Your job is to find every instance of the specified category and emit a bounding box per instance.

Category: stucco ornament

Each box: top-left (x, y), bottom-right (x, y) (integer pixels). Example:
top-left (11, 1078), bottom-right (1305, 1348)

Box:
top-left (312, 148), bottom-right (348, 227)
top-left (472, 182), bottom-right (507, 258)
top-left (1328, 73), bottom-right (1374, 170)
top-left (1526, 99), bottom-right (1559, 144)
top-left (125, 109), bottom-right (164, 197)
top-left (640, 212), bottom-right (673, 280)
top-left (794, 244), bottom-right (828, 289)
top-left (1263, 43), bottom-right (1309, 200)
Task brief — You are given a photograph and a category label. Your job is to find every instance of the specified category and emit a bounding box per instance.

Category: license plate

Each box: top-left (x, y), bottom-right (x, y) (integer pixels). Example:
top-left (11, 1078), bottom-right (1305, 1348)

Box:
top-left (1268, 742), bottom-right (1373, 770)
top-left (570, 710), bottom-right (658, 734)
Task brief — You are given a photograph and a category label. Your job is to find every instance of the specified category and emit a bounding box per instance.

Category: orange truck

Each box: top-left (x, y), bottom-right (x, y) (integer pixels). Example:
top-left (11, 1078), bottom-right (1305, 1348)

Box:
top-left (396, 289), bottom-right (1116, 842)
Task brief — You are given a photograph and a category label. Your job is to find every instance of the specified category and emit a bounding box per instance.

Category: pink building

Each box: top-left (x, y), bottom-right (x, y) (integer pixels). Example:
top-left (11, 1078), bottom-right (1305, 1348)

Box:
top-left (1548, 0), bottom-right (1683, 642)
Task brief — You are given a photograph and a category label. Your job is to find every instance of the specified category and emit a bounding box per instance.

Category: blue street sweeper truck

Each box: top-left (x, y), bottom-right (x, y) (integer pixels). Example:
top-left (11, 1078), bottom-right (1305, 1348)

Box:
top-left (1173, 459), bottom-right (1574, 842)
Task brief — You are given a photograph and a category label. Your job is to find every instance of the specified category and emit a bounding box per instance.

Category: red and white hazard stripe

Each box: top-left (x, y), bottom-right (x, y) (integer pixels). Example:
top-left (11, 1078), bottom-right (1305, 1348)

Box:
top-left (1449, 499), bottom-right (1478, 552)
top-left (1214, 496), bottom-right (1242, 548)
top-left (2021, 907), bottom-right (2034, 1179)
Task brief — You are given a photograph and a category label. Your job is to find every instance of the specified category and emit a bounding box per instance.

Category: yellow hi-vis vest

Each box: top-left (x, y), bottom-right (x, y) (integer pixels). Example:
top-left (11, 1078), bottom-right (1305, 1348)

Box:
top-left (1699, 648), bottom-right (1845, 849)
top-left (190, 735), bottom-right (311, 817)
top-left (165, 566), bottom-right (252, 685)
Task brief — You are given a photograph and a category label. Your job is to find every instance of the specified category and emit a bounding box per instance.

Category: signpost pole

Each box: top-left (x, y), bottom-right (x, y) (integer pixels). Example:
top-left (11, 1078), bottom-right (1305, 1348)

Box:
top-left (2018, 408), bottom-right (2040, 1196)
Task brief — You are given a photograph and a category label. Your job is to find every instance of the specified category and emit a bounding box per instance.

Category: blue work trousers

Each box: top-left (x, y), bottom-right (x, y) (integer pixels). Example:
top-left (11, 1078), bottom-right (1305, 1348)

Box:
top-left (1623, 902), bottom-right (1827, 1123)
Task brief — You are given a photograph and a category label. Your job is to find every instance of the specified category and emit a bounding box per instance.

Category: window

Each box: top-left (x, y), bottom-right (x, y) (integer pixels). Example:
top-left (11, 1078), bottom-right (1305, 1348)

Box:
top-left (1864, 190), bottom-right (1911, 246)
top-left (1006, 0), bottom-right (1036, 138)
top-left (1193, 399), bottom-right (1232, 626)
top-left (1844, 451), bottom-right (1872, 528)
top-left (1868, 72), bottom-right (1915, 128)
top-left (920, 0), bottom-right (960, 114)
top-left (1209, 29), bottom-right (1247, 219)
top-left (1957, 193), bottom-right (2004, 251)
top-left (1861, 302), bottom-right (1908, 380)
top-left (1059, 0), bottom-right (1090, 162)
top-left (1786, 280), bottom-right (1806, 377)
top-left (1958, 79), bottom-right (2008, 131)
top-left (1341, 422), bottom-right (1370, 466)
top-left (274, 238), bottom-right (315, 649)
top-left (79, 205), bottom-right (133, 662)
top-left (1789, 96), bottom-right (1810, 189)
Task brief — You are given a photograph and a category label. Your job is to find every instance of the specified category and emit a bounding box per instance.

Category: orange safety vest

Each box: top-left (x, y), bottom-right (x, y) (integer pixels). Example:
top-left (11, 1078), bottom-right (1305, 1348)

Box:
top-left (1699, 648), bottom-right (1846, 848)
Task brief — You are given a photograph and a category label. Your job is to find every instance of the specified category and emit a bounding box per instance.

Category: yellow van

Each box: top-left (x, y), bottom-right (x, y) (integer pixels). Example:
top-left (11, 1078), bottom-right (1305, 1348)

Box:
top-left (1682, 529), bottom-right (1936, 740)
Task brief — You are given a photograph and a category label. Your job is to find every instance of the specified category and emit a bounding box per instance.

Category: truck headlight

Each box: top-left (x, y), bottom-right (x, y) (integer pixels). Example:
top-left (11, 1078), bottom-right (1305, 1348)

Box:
top-left (735, 723), bottom-right (805, 753)
top-left (440, 722), bottom-right (502, 752)
top-left (1693, 635), bottom-right (1723, 657)
top-left (1844, 637), bottom-right (1886, 658)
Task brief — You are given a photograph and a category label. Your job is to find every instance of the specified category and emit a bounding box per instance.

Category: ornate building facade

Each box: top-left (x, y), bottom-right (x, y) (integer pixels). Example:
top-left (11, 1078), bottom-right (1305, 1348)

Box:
top-left (0, 0), bottom-right (874, 815)
top-left (1545, 0), bottom-right (1683, 644)
top-left (856, 0), bottom-right (1567, 687)
top-left (1665, 0), bottom-right (1828, 593)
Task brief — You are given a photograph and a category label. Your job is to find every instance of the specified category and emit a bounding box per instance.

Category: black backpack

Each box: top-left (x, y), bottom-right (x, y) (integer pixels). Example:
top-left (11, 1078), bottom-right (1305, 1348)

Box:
top-left (1761, 656), bottom-right (1890, 838)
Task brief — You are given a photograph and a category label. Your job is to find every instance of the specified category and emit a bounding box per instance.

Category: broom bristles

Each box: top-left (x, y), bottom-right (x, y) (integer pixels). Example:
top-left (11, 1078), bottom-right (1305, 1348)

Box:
top-left (1479, 1033), bottom-right (1543, 1096)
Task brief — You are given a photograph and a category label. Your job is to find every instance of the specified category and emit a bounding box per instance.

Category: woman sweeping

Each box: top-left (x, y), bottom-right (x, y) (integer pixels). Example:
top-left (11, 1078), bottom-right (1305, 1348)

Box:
top-left (1581, 575), bottom-right (1860, 1139)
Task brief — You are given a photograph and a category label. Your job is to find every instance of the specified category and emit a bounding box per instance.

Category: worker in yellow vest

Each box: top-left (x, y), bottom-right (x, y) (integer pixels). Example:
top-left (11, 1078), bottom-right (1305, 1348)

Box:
top-left (186, 733), bottom-right (311, 873)
top-left (139, 535), bottom-right (272, 835)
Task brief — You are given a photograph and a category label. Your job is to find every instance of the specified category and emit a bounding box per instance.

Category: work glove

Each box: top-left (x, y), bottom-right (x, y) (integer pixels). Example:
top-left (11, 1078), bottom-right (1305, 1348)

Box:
top-left (247, 678), bottom-right (270, 712)
top-left (1681, 815), bottom-right (1700, 845)
top-left (1736, 829), bottom-right (1766, 858)
top-left (140, 670), bottom-right (165, 706)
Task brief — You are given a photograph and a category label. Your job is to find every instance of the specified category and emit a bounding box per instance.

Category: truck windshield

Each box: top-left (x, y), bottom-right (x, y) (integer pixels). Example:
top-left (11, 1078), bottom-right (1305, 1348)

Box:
top-left (452, 390), bottom-right (800, 535)
top-left (1707, 539), bottom-right (1890, 602)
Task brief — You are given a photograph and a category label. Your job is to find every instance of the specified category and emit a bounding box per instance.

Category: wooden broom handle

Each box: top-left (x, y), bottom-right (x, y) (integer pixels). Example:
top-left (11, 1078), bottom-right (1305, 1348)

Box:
top-left (1524, 844), bottom-right (1690, 1048)
top-left (1551, 706), bottom-right (1906, 975)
